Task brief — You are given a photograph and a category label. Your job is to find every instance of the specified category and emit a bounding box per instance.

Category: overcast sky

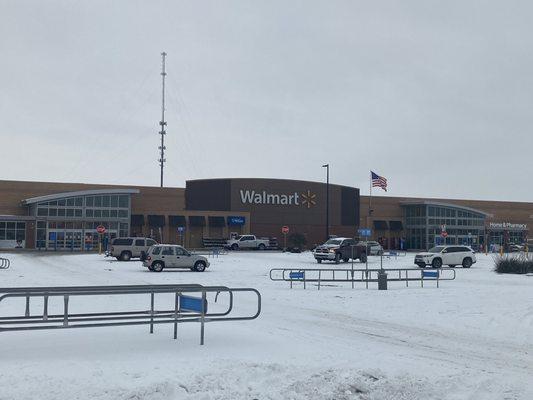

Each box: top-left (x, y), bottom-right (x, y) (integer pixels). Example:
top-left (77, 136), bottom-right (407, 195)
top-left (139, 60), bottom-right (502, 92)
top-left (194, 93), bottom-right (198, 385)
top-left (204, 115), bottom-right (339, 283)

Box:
top-left (1, 1), bottom-right (532, 201)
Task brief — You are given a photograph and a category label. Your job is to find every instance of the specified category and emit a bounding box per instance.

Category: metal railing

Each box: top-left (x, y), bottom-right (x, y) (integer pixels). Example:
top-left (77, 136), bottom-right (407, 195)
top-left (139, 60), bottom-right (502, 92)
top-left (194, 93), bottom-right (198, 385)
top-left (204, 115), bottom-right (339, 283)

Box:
top-left (0, 284), bottom-right (261, 344)
top-left (0, 257), bottom-right (9, 269)
top-left (270, 267), bottom-right (456, 290)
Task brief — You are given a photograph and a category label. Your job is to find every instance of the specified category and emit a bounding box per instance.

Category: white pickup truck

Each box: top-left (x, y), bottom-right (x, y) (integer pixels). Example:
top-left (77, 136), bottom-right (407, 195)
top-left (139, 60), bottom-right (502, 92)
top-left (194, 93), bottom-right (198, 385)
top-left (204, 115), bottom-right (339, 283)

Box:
top-left (226, 235), bottom-right (270, 250)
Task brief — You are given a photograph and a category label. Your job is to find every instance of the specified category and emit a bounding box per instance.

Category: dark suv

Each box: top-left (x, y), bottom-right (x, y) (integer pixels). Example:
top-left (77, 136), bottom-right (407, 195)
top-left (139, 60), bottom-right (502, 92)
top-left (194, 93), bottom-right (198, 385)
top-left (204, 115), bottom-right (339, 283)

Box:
top-left (313, 237), bottom-right (367, 264)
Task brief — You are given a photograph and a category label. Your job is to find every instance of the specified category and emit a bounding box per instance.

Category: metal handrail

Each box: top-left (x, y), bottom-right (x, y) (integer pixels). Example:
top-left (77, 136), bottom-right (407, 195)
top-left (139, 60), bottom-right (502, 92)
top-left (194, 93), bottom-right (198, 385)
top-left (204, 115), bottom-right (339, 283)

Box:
top-left (0, 257), bottom-right (9, 269)
top-left (0, 284), bottom-right (261, 345)
top-left (270, 267), bottom-right (456, 289)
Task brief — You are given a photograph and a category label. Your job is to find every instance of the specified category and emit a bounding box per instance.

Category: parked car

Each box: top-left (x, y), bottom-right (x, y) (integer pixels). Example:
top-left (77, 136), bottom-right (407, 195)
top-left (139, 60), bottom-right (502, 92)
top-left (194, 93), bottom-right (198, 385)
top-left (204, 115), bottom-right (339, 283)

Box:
top-left (143, 244), bottom-right (210, 272)
top-left (414, 245), bottom-right (476, 268)
top-left (357, 240), bottom-right (384, 256)
top-left (226, 235), bottom-right (270, 250)
top-left (313, 237), bottom-right (367, 264)
top-left (508, 244), bottom-right (524, 252)
top-left (110, 237), bottom-right (158, 261)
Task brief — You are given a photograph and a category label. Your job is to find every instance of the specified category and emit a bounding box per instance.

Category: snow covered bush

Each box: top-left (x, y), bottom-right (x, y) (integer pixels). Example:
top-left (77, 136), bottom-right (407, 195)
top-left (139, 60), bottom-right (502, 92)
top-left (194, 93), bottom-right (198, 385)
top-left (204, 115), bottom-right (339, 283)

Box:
top-left (494, 254), bottom-right (533, 274)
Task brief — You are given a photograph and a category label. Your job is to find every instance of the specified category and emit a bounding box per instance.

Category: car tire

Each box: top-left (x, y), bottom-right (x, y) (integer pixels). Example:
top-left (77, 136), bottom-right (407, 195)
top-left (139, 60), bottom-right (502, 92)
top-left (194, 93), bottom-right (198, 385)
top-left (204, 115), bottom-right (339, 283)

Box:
top-left (343, 257), bottom-right (349, 263)
top-left (462, 257), bottom-right (472, 268)
top-left (317, 259), bottom-right (322, 264)
top-left (194, 261), bottom-right (206, 272)
top-left (151, 261), bottom-right (164, 272)
top-left (120, 251), bottom-right (132, 261)
top-left (258, 243), bottom-right (266, 250)
top-left (378, 250), bottom-right (384, 256)
top-left (334, 253), bottom-right (340, 264)
top-left (231, 244), bottom-right (239, 251)
top-left (432, 258), bottom-right (442, 268)
top-left (360, 254), bottom-right (367, 263)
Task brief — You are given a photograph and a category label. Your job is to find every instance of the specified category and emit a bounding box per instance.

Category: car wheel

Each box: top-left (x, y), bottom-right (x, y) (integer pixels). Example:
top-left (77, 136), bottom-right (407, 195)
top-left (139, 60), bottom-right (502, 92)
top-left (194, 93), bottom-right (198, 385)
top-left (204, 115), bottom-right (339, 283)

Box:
top-left (343, 257), bottom-right (349, 263)
top-left (231, 243), bottom-right (239, 251)
top-left (360, 254), bottom-right (367, 263)
top-left (431, 258), bottom-right (442, 268)
top-left (151, 261), bottom-right (164, 272)
top-left (462, 257), bottom-right (472, 268)
top-left (317, 259), bottom-right (322, 264)
top-left (120, 251), bottom-right (132, 261)
top-left (194, 261), bottom-right (206, 272)
top-left (378, 250), bottom-right (384, 256)
top-left (334, 253), bottom-right (340, 264)
top-left (258, 243), bottom-right (266, 250)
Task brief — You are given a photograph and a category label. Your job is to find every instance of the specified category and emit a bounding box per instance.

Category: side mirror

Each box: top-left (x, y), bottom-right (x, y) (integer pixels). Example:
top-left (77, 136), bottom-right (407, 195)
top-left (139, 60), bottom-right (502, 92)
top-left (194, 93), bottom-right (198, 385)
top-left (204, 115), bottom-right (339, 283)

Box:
top-left (442, 249), bottom-right (447, 253)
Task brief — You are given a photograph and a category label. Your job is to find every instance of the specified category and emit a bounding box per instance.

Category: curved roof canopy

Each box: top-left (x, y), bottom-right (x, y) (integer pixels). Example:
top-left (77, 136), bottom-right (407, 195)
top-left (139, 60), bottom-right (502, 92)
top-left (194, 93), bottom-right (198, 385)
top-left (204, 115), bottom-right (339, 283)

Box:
top-left (400, 200), bottom-right (489, 217)
top-left (22, 189), bottom-right (140, 205)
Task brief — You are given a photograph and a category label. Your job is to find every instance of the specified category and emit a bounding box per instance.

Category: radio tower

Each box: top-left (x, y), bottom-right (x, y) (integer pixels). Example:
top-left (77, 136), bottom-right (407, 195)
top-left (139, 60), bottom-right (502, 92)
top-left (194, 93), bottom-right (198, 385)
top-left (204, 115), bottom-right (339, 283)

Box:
top-left (159, 52), bottom-right (167, 188)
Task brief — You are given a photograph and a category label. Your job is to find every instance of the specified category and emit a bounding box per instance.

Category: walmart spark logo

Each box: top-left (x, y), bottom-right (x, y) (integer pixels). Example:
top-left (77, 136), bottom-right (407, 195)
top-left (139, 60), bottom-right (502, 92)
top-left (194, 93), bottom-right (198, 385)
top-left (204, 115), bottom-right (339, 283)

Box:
top-left (301, 190), bottom-right (316, 209)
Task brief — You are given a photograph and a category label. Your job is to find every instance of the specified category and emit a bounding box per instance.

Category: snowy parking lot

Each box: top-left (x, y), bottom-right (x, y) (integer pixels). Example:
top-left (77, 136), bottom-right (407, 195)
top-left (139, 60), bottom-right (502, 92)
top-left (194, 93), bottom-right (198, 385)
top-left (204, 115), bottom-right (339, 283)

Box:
top-left (0, 251), bottom-right (531, 399)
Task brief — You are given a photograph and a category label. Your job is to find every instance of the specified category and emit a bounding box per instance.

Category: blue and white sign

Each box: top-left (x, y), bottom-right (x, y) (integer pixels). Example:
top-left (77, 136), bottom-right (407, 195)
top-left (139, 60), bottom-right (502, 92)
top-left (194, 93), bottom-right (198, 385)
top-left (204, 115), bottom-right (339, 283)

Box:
top-left (227, 216), bottom-right (246, 226)
top-left (177, 226), bottom-right (185, 233)
top-left (358, 228), bottom-right (372, 237)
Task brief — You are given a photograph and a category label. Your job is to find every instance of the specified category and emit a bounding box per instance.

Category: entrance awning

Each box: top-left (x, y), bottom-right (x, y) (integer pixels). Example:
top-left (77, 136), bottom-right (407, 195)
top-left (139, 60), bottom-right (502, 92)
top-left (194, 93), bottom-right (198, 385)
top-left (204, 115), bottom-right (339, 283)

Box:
top-left (148, 215), bottom-right (165, 227)
top-left (389, 221), bottom-right (403, 231)
top-left (208, 216), bottom-right (226, 227)
top-left (131, 214), bottom-right (144, 226)
top-left (189, 216), bottom-right (206, 227)
top-left (169, 215), bottom-right (186, 226)
top-left (373, 220), bottom-right (389, 230)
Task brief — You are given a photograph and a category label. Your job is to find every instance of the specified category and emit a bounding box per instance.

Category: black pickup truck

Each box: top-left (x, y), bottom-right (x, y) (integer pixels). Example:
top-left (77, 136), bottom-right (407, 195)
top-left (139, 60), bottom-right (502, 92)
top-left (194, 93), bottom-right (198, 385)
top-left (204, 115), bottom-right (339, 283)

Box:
top-left (313, 237), bottom-right (367, 264)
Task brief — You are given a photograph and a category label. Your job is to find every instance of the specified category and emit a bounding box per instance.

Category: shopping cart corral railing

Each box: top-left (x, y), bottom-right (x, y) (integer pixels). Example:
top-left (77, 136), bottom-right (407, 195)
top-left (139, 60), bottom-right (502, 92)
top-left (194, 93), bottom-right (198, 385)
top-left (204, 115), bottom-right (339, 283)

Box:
top-left (270, 267), bottom-right (456, 290)
top-left (0, 284), bottom-right (261, 345)
top-left (189, 247), bottom-right (227, 258)
top-left (0, 257), bottom-right (9, 269)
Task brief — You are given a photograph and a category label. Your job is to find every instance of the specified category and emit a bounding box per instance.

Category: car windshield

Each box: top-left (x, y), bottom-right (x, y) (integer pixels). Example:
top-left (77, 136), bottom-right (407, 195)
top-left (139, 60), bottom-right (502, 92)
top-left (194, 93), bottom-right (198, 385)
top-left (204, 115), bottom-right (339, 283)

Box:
top-left (234, 236), bottom-right (242, 240)
top-left (325, 239), bottom-right (342, 245)
top-left (428, 246), bottom-right (445, 253)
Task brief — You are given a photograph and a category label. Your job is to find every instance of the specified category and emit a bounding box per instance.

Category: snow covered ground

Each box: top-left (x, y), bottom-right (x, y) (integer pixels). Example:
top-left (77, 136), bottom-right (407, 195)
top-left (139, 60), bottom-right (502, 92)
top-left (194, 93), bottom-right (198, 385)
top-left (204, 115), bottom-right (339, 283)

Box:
top-left (0, 251), bottom-right (531, 400)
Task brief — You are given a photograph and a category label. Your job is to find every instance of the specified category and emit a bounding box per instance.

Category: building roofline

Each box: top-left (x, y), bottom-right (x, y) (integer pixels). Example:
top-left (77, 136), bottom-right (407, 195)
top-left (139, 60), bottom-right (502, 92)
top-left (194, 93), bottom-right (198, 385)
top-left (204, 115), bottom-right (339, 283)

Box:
top-left (399, 200), bottom-right (490, 216)
top-left (186, 177), bottom-right (359, 190)
top-left (22, 189), bottom-right (140, 205)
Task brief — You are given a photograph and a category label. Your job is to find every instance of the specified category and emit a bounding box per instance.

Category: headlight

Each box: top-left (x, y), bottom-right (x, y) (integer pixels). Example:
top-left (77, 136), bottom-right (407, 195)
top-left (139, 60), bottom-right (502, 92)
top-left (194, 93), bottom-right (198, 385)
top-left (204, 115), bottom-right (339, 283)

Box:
top-left (329, 248), bottom-right (336, 253)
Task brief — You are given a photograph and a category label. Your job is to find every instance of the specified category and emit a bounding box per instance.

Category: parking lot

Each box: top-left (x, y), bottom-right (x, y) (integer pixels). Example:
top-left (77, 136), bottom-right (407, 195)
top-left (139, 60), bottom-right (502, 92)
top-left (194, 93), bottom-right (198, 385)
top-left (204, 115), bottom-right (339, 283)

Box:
top-left (0, 251), bottom-right (531, 399)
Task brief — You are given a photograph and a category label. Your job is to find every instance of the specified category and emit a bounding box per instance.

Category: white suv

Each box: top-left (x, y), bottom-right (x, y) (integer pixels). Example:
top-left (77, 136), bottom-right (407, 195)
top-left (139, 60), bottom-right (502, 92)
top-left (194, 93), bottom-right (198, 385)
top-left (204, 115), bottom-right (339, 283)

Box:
top-left (415, 245), bottom-right (476, 268)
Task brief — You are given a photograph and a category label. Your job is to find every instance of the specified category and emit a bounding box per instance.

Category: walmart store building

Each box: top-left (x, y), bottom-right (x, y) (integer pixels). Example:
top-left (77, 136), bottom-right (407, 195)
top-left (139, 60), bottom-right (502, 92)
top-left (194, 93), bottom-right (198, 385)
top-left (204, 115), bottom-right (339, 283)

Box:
top-left (0, 178), bottom-right (530, 250)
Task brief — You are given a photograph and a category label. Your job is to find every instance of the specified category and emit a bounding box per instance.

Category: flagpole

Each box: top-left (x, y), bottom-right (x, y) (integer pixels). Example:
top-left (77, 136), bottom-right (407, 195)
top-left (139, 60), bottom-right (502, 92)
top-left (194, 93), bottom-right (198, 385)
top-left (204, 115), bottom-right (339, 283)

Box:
top-left (368, 171), bottom-right (372, 229)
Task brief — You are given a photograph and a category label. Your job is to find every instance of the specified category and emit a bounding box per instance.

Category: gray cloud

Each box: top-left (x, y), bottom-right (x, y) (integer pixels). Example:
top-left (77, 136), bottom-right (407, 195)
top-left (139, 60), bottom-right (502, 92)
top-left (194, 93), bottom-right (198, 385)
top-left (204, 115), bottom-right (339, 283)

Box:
top-left (1, 0), bottom-right (532, 201)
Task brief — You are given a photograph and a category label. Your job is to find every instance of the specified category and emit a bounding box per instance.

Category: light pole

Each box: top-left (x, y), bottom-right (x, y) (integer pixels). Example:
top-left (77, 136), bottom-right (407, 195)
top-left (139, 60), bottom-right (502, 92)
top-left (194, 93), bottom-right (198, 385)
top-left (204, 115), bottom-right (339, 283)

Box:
top-left (322, 164), bottom-right (330, 240)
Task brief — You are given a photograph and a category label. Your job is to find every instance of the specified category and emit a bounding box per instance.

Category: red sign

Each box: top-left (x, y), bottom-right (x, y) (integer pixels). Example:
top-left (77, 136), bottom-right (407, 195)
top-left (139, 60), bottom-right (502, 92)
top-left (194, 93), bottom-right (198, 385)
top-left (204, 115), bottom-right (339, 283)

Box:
top-left (281, 226), bottom-right (289, 235)
top-left (96, 225), bottom-right (107, 234)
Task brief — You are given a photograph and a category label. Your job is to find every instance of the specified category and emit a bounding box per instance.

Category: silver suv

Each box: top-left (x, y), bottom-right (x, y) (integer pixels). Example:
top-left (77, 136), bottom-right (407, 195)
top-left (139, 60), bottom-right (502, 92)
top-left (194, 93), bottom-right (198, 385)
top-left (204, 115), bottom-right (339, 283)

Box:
top-left (110, 237), bottom-right (158, 261)
top-left (143, 244), bottom-right (210, 272)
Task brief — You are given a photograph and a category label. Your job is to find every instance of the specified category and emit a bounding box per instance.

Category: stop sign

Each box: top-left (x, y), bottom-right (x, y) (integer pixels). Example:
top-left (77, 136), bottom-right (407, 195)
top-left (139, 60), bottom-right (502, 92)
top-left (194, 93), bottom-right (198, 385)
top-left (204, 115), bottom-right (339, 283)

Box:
top-left (282, 226), bottom-right (289, 234)
top-left (96, 225), bottom-right (107, 234)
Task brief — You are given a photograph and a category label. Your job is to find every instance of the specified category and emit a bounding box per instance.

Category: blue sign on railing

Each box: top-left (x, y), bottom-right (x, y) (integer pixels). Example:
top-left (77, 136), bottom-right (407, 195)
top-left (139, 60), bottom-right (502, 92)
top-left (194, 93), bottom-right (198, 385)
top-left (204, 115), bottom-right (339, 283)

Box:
top-left (422, 270), bottom-right (439, 278)
top-left (289, 271), bottom-right (305, 280)
top-left (358, 228), bottom-right (372, 237)
top-left (179, 295), bottom-right (208, 313)
top-left (177, 226), bottom-right (185, 233)
top-left (227, 216), bottom-right (246, 226)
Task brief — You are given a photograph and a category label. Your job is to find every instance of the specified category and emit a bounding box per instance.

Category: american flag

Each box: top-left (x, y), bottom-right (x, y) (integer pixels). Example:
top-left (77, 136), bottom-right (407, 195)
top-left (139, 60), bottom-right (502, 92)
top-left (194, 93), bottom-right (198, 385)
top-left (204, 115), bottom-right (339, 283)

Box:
top-left (371, 171), bottom-right (387, 191)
